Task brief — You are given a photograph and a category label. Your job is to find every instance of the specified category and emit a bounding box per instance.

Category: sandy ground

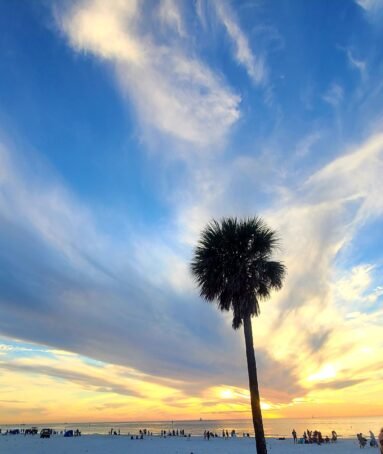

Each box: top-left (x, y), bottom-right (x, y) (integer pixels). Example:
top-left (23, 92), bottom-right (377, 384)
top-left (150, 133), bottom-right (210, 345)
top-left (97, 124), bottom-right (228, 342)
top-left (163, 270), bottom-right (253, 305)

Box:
top-left (0, 434), bottom-right (366, 453)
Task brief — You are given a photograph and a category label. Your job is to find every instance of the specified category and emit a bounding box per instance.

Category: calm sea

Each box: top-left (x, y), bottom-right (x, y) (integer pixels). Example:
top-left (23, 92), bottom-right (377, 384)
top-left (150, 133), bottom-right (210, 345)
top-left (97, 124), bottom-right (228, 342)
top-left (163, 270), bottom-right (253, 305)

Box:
top-left (2, 417), bottom-right (382, 438)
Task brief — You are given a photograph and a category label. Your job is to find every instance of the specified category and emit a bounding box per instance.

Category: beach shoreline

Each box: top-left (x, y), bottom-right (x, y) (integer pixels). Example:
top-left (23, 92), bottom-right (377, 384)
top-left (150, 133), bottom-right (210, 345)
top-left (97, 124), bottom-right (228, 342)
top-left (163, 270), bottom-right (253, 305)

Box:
top-left (0, 433), bottom-right (365, 454)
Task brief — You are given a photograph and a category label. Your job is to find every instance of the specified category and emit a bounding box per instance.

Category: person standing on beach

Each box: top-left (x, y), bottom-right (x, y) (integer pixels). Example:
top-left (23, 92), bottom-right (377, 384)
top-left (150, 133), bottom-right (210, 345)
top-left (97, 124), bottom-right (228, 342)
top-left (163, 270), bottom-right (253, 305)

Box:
top-left (370, 431), bottom-right (378, 447)
top-left (292, 429), bottom-right (297, 443)
top-left (378, 428), bottom-right (383, 454)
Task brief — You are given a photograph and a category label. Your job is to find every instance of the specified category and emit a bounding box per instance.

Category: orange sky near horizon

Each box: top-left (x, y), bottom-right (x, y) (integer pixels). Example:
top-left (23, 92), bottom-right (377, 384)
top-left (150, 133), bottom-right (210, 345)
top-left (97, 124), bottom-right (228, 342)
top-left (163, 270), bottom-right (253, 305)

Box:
top-left (1, 329), bottom-right (382, 425)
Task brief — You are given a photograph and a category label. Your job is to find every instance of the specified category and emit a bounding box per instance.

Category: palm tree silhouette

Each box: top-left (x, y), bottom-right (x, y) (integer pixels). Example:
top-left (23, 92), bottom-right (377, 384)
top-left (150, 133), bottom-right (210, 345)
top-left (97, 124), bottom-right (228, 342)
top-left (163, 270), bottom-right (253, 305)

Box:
top-left (191, 217), bottom-right (286, 454)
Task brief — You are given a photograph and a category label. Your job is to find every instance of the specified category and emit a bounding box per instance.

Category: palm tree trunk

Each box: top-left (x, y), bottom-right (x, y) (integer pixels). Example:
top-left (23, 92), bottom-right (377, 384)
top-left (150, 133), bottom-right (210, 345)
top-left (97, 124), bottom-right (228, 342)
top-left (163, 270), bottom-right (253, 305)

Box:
top-left (243, 315), bottom-right (267, 454)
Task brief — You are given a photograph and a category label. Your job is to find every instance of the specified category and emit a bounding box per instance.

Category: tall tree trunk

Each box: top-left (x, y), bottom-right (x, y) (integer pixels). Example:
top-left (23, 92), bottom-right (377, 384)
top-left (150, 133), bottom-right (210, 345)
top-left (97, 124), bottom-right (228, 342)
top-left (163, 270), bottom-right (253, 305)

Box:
top-left (243, 315), bottom-right (267, 454)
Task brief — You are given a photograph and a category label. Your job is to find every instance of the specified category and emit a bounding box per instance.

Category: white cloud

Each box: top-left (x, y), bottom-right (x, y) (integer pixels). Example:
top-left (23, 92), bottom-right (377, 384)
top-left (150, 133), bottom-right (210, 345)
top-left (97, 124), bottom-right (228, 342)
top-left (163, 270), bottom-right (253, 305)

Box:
top-left (158, 0), bottom-right (185, 36)
top-left (2, 124), bottom-right (383, 411)
top-left (60, 0), bottom-right (141, 62)
top-left (0, 138), bottom-right (245, 389)
top-left (334, 265), bottom-right (383, 315)
top-left (355, 0), bottom-right (383, 27)
top-left (0, 142), bottom-right (106, 278)
top-left (346, 48), bottom-right (367, 76)
top-left (356, 0), bottom-right (383, 12)
top-left (295, 131), bottom-right (322, 157)
top-left (214, 1), bottom-right (266, 84)
top-left (58, 0), bottom-right (240, 147)
top-left (171, 130), bottom-right (383, 398)
top-left (323, 83), bottom-right (344, 107)
top-left (195, 0), bottom-right (207, 29)
top-left (305, 133), bottom-right (383, 225)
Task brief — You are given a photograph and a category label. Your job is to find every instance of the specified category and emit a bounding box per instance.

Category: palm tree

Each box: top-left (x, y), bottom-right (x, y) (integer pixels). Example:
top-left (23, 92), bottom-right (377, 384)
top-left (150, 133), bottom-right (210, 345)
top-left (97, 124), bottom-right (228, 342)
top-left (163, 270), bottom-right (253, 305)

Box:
top-left (190, 217), bottom-right (286, 454)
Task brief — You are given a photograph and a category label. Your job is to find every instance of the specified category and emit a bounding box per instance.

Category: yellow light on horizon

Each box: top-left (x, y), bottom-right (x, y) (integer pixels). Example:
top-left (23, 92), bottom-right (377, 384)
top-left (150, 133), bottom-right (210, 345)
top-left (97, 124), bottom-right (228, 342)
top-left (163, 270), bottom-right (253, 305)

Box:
top-left (260, 402), bottom-right (272, 410)
top-left (307, 364), bottom-right (336, 382)
top-left (220, 389), bottom-right (234, 399)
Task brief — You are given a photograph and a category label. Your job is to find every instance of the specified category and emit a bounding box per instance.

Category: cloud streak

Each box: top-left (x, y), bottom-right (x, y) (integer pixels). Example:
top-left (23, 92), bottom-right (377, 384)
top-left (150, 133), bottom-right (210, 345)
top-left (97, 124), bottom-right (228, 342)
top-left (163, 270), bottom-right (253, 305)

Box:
top-left (214, 1), bottom-right (266, 84)
top-left (58, 0), bottom-right (240, 147)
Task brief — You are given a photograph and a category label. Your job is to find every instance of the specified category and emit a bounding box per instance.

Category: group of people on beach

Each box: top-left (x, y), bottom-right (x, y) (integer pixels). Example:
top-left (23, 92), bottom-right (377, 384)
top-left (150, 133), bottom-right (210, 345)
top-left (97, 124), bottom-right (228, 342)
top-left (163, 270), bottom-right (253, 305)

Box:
top-left (126, 428), bottom-right (156, 440)
top-left (110, 427), bottom-right (159, 439)
top-left (291, 426), bottom-right (383, 451)
top-left (160, 429), bottom-right (190, 438)
top-left (0, 427), bottom-right (81, 437)
top-left (357, 428), bottom-right (383, 451)
top-left (292, 428), bottom-right (337, 445)
top-left (203, 429), bottom-right (243, 440)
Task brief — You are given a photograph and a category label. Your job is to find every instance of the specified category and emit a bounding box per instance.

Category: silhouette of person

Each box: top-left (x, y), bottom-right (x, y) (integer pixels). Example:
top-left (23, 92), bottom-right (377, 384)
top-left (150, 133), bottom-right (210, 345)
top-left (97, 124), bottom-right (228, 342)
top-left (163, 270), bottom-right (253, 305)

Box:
top-left (378, 428), bottom-right (383, 454)
top-left (370, 430), bottom-right (378, 447)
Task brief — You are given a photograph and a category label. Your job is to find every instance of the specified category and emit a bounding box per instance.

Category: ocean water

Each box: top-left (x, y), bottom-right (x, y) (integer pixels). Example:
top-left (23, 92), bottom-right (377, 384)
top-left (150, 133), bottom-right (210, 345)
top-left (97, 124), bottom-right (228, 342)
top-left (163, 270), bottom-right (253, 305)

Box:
top-left (2, 417), bottom-right (382, 438)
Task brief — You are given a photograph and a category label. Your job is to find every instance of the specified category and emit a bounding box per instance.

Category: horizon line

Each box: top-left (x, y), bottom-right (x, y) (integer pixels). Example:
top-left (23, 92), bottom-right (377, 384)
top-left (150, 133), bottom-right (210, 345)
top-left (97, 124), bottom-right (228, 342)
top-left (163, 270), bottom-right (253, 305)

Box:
top-left (2, 415), bottom-right (383, 426)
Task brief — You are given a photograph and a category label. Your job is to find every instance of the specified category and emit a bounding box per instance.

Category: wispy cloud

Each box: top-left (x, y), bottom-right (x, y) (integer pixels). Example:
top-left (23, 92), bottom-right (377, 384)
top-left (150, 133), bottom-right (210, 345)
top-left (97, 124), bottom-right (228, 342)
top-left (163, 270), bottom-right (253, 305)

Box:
top-left (173, 130), bottom-right (383, 412)
top-left (213, 1), bottom-right (266, 85)
top-left (1, 362), bottom-right (142, 398)
top-left (347, 49), bottom-right (367, 75)
top-left (295, 131), bottom-right (322, 157)
top-left (57, 0), bottom-right (240, 147)
top-left (356, 0), bottom-right (383, 13)
top-left (323, 83), bottom-right (344, 107)
top-left (157, 0), bottom-right (185, 36)
top-left (1, 122), bottom-right (383, 420)
top-left (355, 0), bottom-right (383, 28)
top-left (338, 46), bottom-right (367, 76)
top-left (0, 137), bottom-right (245, 392)
top-left (0, 348), bottom-right (187, 422)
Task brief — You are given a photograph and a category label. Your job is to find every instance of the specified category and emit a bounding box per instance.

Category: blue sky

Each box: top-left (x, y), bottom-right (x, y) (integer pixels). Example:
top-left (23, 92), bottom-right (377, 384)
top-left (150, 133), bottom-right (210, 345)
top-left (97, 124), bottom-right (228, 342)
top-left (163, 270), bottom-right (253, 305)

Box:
top-left (1, 0), bottom-right (383, 422)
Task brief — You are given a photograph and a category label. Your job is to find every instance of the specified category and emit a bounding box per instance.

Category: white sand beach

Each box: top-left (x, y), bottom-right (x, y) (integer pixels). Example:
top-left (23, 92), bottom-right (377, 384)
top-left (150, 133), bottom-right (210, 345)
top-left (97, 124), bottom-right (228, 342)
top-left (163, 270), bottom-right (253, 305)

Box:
top-left (0, 435), bottom-right (365, 454)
